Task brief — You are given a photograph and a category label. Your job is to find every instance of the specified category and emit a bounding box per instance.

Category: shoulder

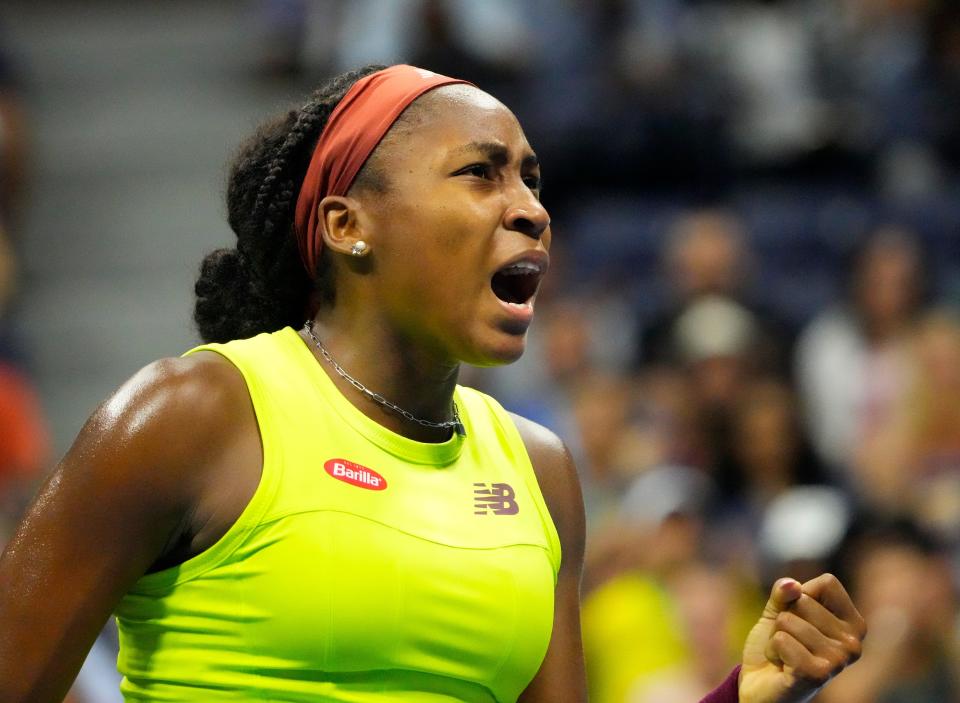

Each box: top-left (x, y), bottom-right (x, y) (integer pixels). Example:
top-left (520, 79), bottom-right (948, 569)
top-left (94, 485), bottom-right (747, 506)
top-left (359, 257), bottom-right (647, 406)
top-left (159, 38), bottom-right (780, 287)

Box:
top-left (100, 351), bottom-right (248, 439)
top-left (508, 412), bottom-right (569, 478)
top-left (509, 412), bottom-right (585, 570)
top-left (83, 351), bottom-right (254, 500)
top-left (0, 351), bottom-right (259, 690)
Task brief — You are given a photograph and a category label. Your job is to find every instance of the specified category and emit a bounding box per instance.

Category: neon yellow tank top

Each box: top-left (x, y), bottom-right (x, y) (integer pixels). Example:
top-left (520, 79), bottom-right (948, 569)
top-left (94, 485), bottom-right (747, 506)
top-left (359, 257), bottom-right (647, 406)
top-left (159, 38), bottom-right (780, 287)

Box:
top-left (115, 327), bottom-right (561, 702)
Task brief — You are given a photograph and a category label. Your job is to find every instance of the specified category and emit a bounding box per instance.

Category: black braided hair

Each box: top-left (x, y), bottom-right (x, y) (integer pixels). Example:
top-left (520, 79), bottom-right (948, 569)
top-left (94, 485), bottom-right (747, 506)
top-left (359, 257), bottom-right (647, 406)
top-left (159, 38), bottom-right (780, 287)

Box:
top-left (194, 65), bottom-right (387, 343)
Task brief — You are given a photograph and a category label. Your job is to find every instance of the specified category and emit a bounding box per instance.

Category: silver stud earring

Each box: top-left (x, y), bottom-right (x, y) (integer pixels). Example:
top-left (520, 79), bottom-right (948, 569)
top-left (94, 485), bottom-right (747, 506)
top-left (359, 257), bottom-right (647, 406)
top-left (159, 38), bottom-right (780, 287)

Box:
top-left (350, 240), bottom-right (368, 257)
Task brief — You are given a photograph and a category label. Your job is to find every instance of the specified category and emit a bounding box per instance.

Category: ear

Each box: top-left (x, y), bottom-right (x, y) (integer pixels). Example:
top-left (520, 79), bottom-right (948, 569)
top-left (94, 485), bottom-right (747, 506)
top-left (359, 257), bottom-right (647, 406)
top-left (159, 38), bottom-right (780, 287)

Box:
top-left (317, 195), bottom-right (370, 255)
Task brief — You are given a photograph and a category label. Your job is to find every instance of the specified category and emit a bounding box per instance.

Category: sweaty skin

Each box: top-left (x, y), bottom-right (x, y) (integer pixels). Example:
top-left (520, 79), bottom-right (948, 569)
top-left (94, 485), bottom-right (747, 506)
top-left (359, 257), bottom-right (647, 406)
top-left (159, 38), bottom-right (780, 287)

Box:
top-left (0, 83), bottom-right (862, 703)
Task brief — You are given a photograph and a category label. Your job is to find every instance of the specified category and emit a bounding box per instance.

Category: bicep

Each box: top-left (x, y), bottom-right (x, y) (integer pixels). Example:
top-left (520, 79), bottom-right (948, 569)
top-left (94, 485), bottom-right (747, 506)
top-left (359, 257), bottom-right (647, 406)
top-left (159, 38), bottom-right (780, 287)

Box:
top-left (0, 449), bottom-right (181, 701)
top-left (513, 414), bottom-right (587, 703)
top-left (519, 561), bottom-right (586, 702)
top-left (0, 355), bottom-right (241, 702)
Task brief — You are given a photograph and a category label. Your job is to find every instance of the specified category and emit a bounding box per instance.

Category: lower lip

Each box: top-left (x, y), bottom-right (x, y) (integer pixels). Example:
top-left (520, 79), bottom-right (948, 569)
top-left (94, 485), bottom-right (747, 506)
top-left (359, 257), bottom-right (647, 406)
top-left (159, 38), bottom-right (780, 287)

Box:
top-left (496, 296), bottom-right (535, 328)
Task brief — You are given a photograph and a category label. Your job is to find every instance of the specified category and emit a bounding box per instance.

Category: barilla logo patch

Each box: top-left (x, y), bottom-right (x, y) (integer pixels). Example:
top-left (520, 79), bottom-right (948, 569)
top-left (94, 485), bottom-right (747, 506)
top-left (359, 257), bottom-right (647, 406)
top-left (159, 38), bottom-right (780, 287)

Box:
top-left (324, 459), bottom-right (387, 491)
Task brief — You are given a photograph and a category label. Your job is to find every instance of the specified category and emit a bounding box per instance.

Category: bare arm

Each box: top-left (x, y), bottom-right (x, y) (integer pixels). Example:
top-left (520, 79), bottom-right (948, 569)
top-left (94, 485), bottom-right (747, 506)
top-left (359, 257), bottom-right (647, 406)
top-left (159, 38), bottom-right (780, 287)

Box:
top-left (0, 353), bottom-right (259, 702)
top-left (512, 413), bottom-right (587, 703)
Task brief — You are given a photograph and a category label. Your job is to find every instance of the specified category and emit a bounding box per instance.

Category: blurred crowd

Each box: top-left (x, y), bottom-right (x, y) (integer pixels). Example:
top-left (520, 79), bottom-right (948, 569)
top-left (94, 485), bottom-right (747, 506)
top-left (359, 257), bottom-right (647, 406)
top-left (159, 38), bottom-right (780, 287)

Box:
top-left (0, 17), bottom-right (46, 548)
top-left (4, 0), bottom-right (960, 701)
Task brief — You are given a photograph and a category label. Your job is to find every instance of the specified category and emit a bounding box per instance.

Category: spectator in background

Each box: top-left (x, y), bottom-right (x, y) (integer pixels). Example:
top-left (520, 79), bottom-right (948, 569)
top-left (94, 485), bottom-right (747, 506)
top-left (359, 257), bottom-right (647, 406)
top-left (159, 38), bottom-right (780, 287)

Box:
top-left (688, 0), bottom-right (825, 175)
top-left (480, 296), bottom-right (594, 433)
top-left (569, 371), bottom-right (638, 528)
top-left (636, 209), bottom-right (791, 377)
top-left (668, 294), bottom-right (774, 500)
top-left (815, 0), bottom-right (935, 192)
top-left (625, 563), bottom-right (755, 703)
top-left (252, 0), bottom-right (534, 101)
top-left (818, 519), bottom-right (960, 703)
top-left (855, 308), bottom-right (960, 535)
top-left (796, 225), bottom-right (927, 485)
top-left (584, 560), bottom-right (759, 703)
top-left (409, 0), bottom-right (524, 101)
top-left (707, 379), bottom-right (829, 578)
top-left (729, 379), bottom-right (823, 514)
top-left (582, 466), bottom-right (760, 703)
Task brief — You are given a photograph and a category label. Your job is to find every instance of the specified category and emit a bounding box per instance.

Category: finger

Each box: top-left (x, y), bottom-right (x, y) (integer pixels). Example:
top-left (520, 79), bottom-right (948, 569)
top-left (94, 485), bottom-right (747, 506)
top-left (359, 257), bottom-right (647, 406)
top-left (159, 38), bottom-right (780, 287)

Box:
top-left (791, 593), bottom-right (865, 665)
top-left (775, 610), bottom-right (842, 658)
top-left (791, 593), bottom-right (848, 642)
top-left (801, 573), bottom-right (867, 635)
top-left (769, 631), bottom-right (834, 688)
top-left (762, 577), bottom-right (803, 620)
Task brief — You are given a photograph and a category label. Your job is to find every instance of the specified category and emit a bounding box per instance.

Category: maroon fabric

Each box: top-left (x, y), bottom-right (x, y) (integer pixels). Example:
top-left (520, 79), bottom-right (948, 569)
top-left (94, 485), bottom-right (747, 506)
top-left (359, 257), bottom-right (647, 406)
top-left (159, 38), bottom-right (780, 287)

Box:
top-left (699, 666), bottom-right (740, 703)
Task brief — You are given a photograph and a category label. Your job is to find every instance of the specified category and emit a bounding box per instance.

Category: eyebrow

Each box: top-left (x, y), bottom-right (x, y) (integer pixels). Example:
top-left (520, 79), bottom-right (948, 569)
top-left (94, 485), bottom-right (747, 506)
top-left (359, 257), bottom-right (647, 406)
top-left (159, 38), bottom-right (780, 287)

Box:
top-left (451, 141), bottom-right (540, 169)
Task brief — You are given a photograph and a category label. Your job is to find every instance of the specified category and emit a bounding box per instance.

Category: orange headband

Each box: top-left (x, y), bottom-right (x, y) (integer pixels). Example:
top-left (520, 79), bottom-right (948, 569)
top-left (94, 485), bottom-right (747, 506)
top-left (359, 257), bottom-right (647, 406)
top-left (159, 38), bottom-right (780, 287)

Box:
top-left (293, 64), bottom-right (473, 275)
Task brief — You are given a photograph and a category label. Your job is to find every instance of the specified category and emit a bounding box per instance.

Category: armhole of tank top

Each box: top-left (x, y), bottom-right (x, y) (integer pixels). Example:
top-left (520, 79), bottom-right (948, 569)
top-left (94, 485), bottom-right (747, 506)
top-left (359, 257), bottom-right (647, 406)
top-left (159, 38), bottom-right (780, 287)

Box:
top-left (472, 390), bottom-right (563, 583)
top-left (127, 343), bottom-right (282, 593)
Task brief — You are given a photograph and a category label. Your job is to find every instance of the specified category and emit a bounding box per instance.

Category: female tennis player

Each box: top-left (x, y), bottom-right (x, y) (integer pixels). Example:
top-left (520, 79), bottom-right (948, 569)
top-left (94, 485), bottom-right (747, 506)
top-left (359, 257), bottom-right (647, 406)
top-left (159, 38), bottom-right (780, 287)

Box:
top-left (0, 65), bottom-right (863, 702)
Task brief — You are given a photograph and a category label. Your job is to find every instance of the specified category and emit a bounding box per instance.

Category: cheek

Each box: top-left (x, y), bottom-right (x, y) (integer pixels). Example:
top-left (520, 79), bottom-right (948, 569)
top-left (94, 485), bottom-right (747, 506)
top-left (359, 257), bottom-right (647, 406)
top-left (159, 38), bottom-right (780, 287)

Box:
top-left (371, 192), bottom-right (503, 329)
top-left (383, 244), bottom-right (486, 329)
top-left (389, 195), bottom-right (489, 257)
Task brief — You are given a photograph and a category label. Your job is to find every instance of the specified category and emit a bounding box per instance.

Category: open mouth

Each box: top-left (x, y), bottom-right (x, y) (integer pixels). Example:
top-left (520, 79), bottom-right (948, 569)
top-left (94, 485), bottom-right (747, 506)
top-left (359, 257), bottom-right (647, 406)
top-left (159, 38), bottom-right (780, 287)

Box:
top-left (491, 260), bottom-right (545, 305)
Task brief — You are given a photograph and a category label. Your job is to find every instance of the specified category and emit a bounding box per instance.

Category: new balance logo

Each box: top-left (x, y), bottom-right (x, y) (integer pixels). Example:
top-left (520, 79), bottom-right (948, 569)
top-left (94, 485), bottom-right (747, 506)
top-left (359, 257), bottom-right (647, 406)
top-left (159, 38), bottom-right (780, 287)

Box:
top-left (473, 482), bottom-right (519, 515)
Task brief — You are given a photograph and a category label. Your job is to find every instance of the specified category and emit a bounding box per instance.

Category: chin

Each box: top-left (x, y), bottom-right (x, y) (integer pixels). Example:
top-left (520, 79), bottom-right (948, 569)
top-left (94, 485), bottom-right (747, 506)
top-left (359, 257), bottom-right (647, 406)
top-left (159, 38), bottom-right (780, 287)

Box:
top-left (459, 331), bottom-right (528, 368)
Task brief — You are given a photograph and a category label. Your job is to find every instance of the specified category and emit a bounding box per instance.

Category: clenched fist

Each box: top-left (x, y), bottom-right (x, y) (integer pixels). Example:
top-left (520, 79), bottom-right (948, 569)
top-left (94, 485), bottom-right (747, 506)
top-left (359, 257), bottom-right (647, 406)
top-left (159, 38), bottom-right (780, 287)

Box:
top-left (739, 574), bottom-right (867, 703)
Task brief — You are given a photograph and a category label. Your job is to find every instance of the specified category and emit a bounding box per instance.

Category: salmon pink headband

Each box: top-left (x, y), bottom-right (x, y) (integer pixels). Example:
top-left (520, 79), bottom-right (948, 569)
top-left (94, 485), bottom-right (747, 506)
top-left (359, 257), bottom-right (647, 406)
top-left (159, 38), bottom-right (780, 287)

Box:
top-left (293, 64), bottom-right (474, 275)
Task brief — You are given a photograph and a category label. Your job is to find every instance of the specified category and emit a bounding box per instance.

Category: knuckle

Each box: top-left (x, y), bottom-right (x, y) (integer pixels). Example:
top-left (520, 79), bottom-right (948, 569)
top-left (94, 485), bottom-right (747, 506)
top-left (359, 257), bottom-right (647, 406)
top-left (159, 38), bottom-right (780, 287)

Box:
top-left (841, 633), bottom-right (863, 661)
top-left (810, 658), bottom-right (833, 684)
top-left (772, 630), bottom-right (791, 648)
top-left (828, 650), bottom-right (847, 669)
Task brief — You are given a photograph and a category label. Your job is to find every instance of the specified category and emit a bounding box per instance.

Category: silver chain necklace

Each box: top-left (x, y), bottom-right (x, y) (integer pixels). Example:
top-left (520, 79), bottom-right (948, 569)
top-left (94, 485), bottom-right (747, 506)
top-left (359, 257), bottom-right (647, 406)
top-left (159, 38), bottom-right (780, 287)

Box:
top-left (303, 320), bottom-right (466, 437)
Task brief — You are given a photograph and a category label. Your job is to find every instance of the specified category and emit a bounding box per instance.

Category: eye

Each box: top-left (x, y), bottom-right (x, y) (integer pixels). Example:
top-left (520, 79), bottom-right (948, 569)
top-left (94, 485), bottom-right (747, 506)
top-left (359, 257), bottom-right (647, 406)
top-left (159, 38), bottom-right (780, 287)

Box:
top-left (457, 163), bottom-right (494, 179)
top-left (523, 174), bottom-right (542, 191)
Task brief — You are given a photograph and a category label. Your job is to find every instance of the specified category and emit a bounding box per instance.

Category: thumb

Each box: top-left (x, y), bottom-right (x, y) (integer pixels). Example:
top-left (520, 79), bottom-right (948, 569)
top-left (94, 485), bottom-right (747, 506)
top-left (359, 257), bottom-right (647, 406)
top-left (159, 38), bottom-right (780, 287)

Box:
top-left (743, 577), bottom-right (803, 672)
top-left (762, 577), bottom-right (803, 620)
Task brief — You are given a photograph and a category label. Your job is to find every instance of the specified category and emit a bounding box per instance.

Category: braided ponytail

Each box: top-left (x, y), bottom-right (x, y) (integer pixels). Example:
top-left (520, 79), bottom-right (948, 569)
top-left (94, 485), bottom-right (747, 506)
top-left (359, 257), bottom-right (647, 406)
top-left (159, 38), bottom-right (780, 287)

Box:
top-left (193, 65), bottom-right (386, 343)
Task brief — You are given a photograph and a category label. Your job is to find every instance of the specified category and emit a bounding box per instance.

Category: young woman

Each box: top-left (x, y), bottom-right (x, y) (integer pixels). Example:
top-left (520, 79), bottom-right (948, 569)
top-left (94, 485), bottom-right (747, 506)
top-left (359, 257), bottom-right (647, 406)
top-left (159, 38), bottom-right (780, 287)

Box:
top-left (0, 64), bottom-right (864, 702)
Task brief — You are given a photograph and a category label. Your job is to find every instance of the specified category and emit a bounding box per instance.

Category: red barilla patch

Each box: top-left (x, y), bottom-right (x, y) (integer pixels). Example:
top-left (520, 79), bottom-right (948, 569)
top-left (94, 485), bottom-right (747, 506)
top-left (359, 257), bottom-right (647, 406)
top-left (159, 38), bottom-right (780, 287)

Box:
top-left (324, 459), bottom-right (387, 491)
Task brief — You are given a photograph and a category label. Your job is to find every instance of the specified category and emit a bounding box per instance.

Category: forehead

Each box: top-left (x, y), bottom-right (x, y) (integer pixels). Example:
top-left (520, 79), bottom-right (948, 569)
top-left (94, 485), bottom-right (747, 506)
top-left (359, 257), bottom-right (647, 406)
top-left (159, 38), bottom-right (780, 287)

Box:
top-left (396, 85), bottom-right (533, 159)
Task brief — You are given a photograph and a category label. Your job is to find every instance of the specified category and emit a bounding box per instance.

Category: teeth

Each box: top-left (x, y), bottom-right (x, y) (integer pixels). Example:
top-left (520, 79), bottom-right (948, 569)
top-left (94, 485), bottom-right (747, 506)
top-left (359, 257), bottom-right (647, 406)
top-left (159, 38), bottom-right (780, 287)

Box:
top-left (500, 261), bottom-right (541, 275)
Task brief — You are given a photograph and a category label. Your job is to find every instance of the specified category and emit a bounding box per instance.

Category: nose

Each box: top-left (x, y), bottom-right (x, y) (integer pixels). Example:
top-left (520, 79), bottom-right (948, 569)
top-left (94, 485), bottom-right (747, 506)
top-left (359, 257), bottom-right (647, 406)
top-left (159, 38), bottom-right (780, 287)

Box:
top-left (503, 194), bottom-right (550, 240)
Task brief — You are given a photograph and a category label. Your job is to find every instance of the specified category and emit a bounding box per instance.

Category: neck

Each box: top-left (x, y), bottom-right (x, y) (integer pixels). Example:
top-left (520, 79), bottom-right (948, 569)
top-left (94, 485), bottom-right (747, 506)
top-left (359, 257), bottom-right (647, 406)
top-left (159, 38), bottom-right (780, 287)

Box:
top-left (301, 308), bottom-right (461, 443)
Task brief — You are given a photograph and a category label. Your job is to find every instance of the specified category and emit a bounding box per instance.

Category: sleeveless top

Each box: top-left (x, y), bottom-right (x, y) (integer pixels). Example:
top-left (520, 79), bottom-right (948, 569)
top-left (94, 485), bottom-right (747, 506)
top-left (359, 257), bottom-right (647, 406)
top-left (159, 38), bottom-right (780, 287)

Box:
top-left (114, 327), bottom-right (562, 702)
